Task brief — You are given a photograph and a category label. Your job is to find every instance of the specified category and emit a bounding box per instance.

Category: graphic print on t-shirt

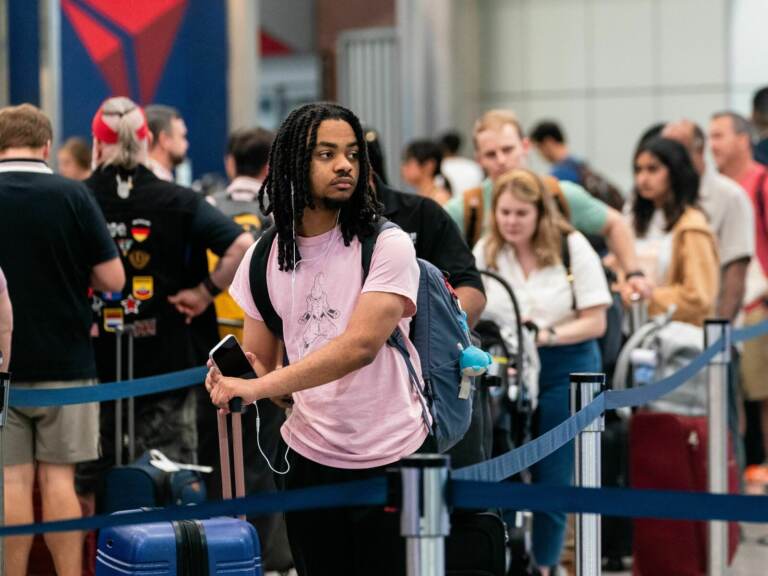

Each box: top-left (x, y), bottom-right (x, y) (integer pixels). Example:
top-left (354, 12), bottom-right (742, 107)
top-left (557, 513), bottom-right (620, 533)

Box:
top-left (298, 272), bottom-right (340, 354)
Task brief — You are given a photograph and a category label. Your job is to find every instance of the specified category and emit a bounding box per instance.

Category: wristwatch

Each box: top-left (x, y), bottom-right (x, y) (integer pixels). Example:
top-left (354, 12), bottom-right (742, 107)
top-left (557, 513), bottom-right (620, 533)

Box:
top-left (202, 276), bottom-right (222, 297)
top-left (545, 327), bottom-right (557, 346)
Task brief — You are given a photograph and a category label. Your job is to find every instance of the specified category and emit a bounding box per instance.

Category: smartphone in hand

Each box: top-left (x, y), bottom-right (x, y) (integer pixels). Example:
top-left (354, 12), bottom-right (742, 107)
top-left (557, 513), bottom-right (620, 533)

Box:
top-left (209, 334), bottom-right (255, 378)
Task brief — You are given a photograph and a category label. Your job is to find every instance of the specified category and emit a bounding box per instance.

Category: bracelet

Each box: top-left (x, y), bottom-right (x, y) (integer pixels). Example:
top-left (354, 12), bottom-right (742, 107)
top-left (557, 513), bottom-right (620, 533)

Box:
top-left (625, 270), bottom-right (645, 280)
top-left (202, 276), bottom-right (222, 297)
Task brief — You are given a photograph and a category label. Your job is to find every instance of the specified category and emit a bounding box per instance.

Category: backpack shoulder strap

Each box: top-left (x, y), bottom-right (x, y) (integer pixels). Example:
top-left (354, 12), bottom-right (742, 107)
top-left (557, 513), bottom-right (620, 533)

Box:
top-left (248, 225), bottom-right (283, 339)
top-left (560, 232), bottom-right (576, 311)
top-left (463, 186), bottom-right (484, 247)
top-left (360, 217), bottom-right (398, 281)
top-left (542, 175), bottom-right (571, 221)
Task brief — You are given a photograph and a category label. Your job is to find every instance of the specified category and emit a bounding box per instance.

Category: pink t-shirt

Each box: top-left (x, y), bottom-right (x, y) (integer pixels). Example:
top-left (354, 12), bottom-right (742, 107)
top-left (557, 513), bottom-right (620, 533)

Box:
top-left (230, 226), bottom-right (429, 469)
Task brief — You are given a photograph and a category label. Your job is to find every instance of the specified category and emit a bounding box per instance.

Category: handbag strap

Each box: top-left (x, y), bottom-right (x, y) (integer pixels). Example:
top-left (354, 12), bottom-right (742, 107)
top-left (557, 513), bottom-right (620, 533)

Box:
top-left (561, 232), bottom-right (577, 310)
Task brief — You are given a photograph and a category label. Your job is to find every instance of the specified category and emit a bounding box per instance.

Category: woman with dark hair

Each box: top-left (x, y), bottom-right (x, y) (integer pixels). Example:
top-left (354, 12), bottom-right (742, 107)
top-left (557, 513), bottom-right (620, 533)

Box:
top-left (362, 126), bottom-right (388, 184)
top-left (627, 137), bottom-right (719, 325)
top-left (400, 139), bottom-right (452, 205)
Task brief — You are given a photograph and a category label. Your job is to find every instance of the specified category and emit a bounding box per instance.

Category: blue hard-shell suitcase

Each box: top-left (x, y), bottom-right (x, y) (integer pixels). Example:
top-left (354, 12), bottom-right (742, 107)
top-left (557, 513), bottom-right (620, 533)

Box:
top-left (96, 516), bottom-right (261, 575)
top-left (97, 394), bottom-right (261, 574)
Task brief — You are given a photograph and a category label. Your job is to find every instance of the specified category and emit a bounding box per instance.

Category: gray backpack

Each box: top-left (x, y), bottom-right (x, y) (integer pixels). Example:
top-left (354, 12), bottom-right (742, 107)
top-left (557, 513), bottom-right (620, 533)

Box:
top-left (613, 307), bottom-right (707, 416)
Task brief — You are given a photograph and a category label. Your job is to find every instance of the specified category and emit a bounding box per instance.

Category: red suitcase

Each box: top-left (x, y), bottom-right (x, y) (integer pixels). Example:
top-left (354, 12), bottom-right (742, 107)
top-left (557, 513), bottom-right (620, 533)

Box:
top-left (630, 412), bottom-right (739, 576)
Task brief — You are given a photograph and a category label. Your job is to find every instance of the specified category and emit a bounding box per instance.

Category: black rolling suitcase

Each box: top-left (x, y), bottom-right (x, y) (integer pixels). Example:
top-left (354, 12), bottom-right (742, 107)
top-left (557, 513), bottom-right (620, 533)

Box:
top-left (601, 412), bottom-right (632, 570)
top-left (446, 512), bottom-right (508, 576)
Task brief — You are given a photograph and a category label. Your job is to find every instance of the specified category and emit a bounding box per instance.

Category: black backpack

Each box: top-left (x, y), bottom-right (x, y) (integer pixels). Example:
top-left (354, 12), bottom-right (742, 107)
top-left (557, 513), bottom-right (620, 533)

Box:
top-left (577, 162), bottom-right (625, 211)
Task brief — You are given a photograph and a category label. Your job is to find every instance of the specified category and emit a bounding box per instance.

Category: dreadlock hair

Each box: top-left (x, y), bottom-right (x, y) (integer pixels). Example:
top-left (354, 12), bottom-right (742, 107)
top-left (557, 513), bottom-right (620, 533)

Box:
top-left (259, 102), bottom-right (381, 271)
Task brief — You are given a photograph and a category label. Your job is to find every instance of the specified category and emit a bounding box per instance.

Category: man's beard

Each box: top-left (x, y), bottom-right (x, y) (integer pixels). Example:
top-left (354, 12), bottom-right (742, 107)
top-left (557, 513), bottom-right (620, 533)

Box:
top-left (169, 152), bottom-right (186, 167)
top-left (321, 196), bottom-right (351, 211)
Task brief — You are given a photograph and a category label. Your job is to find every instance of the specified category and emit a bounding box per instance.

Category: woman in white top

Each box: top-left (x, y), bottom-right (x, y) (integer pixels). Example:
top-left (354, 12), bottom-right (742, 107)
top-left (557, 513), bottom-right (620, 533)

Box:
top-left (473, 169), bottom-right (611, 574)
top-left (625, 136), bottom-right (718, 326)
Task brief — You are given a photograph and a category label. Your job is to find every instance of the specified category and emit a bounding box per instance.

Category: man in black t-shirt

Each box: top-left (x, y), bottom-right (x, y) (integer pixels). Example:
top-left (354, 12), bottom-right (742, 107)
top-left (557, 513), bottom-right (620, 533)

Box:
top-left (82, 98), bottom-right (251, 492)
top-left (363, 128), bottom-right (486, 324)
top-left (364, 129), bottom-right (489, 469)
top-left (0, 104), bottom-right (124, 576)
top-left (376, 175), bottom-right (486, 323)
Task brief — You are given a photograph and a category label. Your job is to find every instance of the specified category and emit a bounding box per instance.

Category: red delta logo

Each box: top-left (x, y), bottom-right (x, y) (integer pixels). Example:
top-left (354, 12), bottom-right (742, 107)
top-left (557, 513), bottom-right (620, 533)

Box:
top-left (61, 0), bottom-right (188, 104)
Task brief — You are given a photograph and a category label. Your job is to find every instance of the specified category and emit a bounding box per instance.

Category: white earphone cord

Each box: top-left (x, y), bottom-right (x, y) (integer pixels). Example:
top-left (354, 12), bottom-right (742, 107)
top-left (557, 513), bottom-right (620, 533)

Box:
top-left (266, 183), bottom-right (338, 473)
top-left (254, 400), bottom-right (291, 475)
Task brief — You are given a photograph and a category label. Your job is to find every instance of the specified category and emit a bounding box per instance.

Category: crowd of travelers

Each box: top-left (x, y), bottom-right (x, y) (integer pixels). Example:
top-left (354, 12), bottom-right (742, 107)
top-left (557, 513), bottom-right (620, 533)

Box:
top-left (2, 86), bottom-right (768, 575)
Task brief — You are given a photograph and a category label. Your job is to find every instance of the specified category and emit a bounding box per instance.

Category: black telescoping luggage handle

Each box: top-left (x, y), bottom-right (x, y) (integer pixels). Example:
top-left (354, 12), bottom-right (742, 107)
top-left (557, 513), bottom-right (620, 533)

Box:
top-left (114, 326), bottom-right (136, 467)
top-left (226, 369), bottom-right (255, 414)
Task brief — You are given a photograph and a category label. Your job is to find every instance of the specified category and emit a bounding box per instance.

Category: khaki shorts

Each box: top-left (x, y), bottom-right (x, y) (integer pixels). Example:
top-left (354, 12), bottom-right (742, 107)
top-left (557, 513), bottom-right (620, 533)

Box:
top-left (741, 306), bottom-right (768, 401)
top-left (6, 379), bottom-right (100, 466)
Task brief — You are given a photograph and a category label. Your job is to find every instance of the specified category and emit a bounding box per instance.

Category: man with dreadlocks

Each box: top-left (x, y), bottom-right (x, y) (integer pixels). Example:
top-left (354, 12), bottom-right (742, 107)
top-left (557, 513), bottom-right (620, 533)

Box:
top-left (206, 102), bottom-right (430, 574)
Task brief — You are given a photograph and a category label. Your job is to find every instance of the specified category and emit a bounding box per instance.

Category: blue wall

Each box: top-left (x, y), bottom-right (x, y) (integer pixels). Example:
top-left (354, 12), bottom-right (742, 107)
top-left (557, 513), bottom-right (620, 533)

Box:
top-left (8, 0), bottom-right (228, 178)
top-left (8, 0), bottom-right (40, 105)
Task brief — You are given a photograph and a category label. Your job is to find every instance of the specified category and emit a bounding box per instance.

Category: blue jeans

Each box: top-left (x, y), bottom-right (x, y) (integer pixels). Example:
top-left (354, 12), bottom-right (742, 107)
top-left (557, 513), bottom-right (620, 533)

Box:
top-left (531, 339), bottom-right (601, 567)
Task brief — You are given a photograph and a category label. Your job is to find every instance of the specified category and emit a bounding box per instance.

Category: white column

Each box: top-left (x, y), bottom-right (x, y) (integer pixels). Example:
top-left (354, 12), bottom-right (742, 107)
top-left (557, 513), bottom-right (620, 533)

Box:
top-left (397, 0), bottom-right (480, 144)
top-left (39, 0), bottom-right (61, 155)
top-left (227, 0), bottom-right (260, 131)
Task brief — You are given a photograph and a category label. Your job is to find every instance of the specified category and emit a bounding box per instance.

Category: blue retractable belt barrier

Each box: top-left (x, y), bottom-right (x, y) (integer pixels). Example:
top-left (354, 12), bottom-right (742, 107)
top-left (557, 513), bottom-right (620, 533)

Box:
top-left (451, 480), bottom-right (768, 524)
top-left (733, 319), bottom-right (768, 344)
top-left (9, 366), bottom-right (207, 407)
top-left (454, 318), bottom-right (768, 483)
top-left (5, 476), bottom-right (768, 537)
top-left (604, 340), bottom-right (720, 410)
top-left (453, 394), bottom-right (605, 482)
top-left (0, 477), bottom-right (388, 537)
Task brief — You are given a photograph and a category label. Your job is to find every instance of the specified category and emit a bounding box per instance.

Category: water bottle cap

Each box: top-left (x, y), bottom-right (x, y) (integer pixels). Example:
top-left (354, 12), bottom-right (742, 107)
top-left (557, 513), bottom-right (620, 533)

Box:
top-left (630, 348), bottom-right (657, 365)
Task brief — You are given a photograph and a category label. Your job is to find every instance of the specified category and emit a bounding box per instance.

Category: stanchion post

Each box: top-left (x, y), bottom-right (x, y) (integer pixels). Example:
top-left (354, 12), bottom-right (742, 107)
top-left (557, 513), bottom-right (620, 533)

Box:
top-left (114, 328), bottom-right (123, 466)
top-left (704, 319), bottom-right (730, 576)
top-left (570, 373), bottom-right (605, 576)
top-left (400, 454), bottom-right (450, 576)
top-left (0, 369), bottom-right (11, 575)
top-left (126, 325), bottom-right (135, 462)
